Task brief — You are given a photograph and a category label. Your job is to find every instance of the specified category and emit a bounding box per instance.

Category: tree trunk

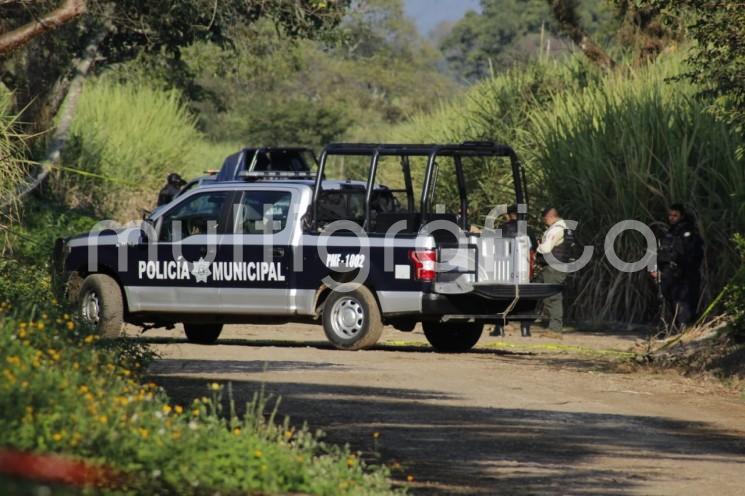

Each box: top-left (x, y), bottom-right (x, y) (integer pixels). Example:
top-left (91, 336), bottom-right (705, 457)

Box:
top-left (0, 0), bottom-right (87, 56)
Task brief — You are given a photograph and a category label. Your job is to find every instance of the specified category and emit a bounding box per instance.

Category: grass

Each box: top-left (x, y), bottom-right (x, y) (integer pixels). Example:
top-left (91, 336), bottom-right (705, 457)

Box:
top-left (0, 86), bottom-right (30, 233)
top-left (0, 301), bottom-right (399, 494)
top-left (62, 79), bottom-right (236, 220)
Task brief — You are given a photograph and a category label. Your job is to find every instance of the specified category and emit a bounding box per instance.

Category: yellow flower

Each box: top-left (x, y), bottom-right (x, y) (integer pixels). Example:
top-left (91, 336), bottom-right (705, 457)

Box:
top-left (253, 450), bottom-right (262, 458)
top-left (52, 432), bottom-right (64, 442)
top-left (98, 415), bottom-right (108, 424)
top-left (233, 428), bottom-right (241, 436)
top-left (372, 431), bottom-right (380, 439)
top-left (347, 456), bottom-right (356, 467)
top-left (36, 322), bottom-right (45, 331)
top-left (209, 383), bottom-right (222, 391)
top-left (406, 474), bottom-right (414, 482)
top-left (84, 335), bottom-right (94, 344)
top-left (174, 405), bottom-right (183, 415)
top-left (162, 405), bottom-right (172, 415)
top-left (284, 430), bottom-right (293, 439)
top-left (191, 409), bottom-right (200, 417)
top-left (79, 385), bottom-right (89, 394)
top-left (18, 329), bottom-right (26, 339)
top-left (139, 428), bottom-right (149, 439)
top-left (66, 321), bottom-right (75, 331)
top-left (6, 356), bottom-right (20, 366)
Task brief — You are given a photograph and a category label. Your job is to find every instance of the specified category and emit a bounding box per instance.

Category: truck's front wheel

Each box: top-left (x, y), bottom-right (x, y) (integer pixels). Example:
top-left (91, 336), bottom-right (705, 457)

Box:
top-left (423, 322), bottom-right (483, 353)
top-left (322, 285), bottom-right (383, 350)
top-left (79, 274), bottom-right (124, 338)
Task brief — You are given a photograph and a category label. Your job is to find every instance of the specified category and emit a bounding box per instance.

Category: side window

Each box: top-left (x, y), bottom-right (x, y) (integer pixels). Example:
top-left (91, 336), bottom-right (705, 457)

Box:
top-left (234, 191), bottom-right (292, 235)
top-left (158, 191), bottom-right (228, 242)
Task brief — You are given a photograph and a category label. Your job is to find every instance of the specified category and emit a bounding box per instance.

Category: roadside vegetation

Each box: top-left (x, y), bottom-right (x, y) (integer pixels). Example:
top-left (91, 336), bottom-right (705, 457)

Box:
top-left (0, 300), bottom-right (397, 494)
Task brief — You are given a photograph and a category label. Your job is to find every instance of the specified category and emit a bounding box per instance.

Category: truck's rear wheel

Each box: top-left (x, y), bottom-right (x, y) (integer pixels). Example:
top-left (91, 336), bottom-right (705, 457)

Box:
top-left (322, 285), bottom-right (383, 350)
top-left (79, 274), bottom-right (124, 338)
top-left (183, 323), bottom-right (223, 344)
top-left (423, 322), bottom-right (483, 353)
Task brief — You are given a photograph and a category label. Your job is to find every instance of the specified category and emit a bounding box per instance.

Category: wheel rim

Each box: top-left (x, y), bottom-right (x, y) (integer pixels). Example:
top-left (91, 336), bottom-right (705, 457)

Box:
top-left (329, 297), bottom-right (365, 339)
top-left (81, 290), bottom-right (101, 325)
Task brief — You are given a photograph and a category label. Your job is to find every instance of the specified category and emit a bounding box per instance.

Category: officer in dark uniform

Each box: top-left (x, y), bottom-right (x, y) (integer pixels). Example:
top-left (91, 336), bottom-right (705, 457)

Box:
top-left (157, 173), bottom-right (187, 206)
top-left (653, 203), bottom-right (704, 330)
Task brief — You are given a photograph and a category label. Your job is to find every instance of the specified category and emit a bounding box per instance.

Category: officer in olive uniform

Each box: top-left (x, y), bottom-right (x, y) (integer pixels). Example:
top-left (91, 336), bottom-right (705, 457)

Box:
top-left (652, 204), bottom-right (704, 330)
top-left (157, 173), bottom-right (187, 206)
top-left (536, 207), bottom-right (570, 331)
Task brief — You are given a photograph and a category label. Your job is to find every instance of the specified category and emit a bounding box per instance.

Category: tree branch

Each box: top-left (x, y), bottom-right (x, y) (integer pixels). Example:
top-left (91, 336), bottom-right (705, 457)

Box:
top-left (0, 0), bottom-right (87, 56)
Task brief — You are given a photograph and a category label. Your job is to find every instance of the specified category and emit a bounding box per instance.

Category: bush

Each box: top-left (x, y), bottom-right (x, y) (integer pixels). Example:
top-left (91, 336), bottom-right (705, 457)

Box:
top-left (724, 234), bottom-right (745, 337)
top-left (0, 200), bottom-right (98, 305)
top-left (0, 302), bottom-right (398, 494)
top-left (63, 79), bottom-right (225, 220)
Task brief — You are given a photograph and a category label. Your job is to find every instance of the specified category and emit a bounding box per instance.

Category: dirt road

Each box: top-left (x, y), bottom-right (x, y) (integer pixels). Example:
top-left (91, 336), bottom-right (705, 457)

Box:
top-left (133, 324), bottom-right (745, 495)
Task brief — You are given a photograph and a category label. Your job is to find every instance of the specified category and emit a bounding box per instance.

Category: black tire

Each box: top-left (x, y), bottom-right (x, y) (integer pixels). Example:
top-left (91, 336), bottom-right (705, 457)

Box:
top-left (423, 322), bottom-right (483, 353)
top-left (79, 274), bottom-right (124, 338)
top-left (322, 285), bottom-right (383, 350)
top-left (183, 323), bottom-right (223, 344)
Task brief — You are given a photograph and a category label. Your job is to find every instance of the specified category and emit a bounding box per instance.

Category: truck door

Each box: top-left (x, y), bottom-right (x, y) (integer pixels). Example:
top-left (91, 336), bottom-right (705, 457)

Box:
top-left (126, 190), bottom-right (231, 313)
top-left (221, 188), bottom-right (295, 315)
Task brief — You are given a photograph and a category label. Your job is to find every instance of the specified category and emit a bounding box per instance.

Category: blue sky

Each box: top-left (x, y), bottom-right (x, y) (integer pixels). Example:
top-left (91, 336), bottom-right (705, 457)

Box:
top-left (404, 0), bottom-right (481, 35)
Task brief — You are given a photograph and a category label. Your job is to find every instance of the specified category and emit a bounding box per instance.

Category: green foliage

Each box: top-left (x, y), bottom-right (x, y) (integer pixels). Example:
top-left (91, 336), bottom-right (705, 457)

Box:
top-left (724, 235), bottom-right (745, 337)
top-left (0, 87), bottom-right (29, 230)
top-left (646, 1), bottom-right (745, 135)
top-left (0, 199), bottom-right (98, 305)
top-left (0, 301), bottom-right (398, 494)
top-left (185, 1), bottom-right (457, 147)
top-left (64, 79), bottom-right (218, 218)
top-left (440, 0), bottom-right (615, 81)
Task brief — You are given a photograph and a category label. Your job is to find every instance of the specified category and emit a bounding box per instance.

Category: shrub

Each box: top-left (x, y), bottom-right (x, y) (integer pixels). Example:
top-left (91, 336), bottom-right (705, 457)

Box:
top-left (724, 234), bottom-right (745, 337)
top-left (0, 302), bottom-right (398, 494)
top-left (63, 79), bottom-right (220, 220)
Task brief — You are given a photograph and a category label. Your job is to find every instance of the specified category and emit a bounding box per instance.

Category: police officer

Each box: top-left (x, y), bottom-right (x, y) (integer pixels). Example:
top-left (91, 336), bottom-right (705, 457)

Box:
top-left (652, 204), bottom-right (703, 330)
top-left (535, 207), bottom-right (569, 331)
top-left (157, 173), bottom-right (186, 206)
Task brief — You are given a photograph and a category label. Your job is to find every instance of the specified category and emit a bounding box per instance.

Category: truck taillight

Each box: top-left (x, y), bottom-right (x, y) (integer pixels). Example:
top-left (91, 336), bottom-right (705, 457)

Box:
top-left (409, 250), bottom-right (436, 281)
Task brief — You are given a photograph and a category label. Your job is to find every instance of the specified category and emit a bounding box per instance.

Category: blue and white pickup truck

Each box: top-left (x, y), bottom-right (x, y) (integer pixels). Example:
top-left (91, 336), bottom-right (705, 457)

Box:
top-left (54, 142), bottom-right (561, 352)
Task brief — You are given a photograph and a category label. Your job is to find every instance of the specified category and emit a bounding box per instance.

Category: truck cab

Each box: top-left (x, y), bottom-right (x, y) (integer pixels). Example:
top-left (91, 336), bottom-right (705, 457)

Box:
top-left (56, 142), bottom-right (561, 352)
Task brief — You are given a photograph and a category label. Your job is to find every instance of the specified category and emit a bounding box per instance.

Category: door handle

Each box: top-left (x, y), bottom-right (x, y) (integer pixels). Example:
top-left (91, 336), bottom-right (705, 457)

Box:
top-left (273, 247), bottom-right (285, 258)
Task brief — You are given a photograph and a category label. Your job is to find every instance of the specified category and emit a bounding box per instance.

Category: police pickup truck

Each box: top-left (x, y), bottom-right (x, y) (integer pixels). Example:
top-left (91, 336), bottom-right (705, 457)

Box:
top-left (55, 142), bottom-right (561, 352)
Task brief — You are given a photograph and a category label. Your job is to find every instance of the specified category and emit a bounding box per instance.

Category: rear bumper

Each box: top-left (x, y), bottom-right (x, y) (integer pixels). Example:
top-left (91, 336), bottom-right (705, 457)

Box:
top-left (420, 283), bottom-right (562, 322)
top-left (471, 283), bottom-right (562, 300)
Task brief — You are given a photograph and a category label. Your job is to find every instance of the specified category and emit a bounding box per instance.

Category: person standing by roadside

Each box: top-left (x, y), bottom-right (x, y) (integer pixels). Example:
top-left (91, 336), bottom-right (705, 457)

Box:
top-left (535, 207), bottom-right (569, 331)
top-left (157, 173), bottom-right (186, 206)
top-left (651, 204), bottom-right (704, 331)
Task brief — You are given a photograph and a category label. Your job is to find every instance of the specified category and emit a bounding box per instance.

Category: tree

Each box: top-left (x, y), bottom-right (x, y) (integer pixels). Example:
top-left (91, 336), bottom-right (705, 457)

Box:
top-left (0, 0), bottom-right (349, 130)
top-left (546, 0), bottom-right (614, 69)
top-left (440, 0), bottom-right (614, 81)
top-left (644, 1), bottom-right (745, 132)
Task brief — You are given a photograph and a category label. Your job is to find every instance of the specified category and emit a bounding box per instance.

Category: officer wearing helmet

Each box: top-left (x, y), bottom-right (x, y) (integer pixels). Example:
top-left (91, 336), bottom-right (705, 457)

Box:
top-left (651, 204), bottom-right (704, 330)
top-left (157, 173), bottom-right (187, 206)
